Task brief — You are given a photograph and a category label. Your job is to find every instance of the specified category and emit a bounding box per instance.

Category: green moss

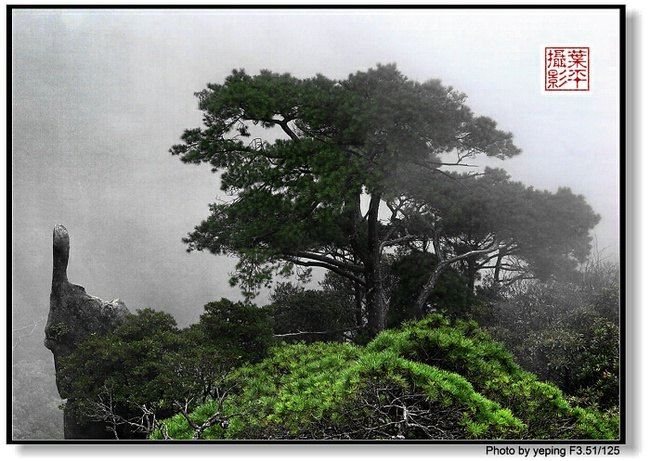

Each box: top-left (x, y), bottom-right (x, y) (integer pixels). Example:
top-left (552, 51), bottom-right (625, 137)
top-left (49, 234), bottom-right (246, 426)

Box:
top-left (45, 322), bottom-right (70, 341)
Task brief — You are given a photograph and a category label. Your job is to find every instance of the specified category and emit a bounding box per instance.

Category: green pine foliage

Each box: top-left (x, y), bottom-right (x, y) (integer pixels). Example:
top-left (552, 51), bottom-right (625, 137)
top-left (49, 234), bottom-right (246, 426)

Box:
top-left (388, 251), bottom-right (475, 325)
top-left (265, 283), bottom-right (358, 343)
top-left (151, 315), bottom-right (616, 440)
top-left (367, 315), bottom-right (617, 439)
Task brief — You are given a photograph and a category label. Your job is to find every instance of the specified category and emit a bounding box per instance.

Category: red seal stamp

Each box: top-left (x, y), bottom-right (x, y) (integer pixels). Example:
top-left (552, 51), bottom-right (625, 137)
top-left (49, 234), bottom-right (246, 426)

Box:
top-left (544, 47), bottom-right (590, 91)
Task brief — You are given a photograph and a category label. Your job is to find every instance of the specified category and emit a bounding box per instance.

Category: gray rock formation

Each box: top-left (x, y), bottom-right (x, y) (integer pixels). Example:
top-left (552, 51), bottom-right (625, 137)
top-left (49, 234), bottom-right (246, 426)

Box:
top-left (44, 224), bottom-right (129, 439)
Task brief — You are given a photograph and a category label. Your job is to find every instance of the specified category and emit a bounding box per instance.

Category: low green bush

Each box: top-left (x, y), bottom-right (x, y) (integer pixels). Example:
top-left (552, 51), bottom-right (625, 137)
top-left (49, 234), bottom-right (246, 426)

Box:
top-left (151, 315), bottom-right (616, 440)
top-left (367, 315), bottom-right (617, 439)
top-left (153, 341), bottom-right (522, 440)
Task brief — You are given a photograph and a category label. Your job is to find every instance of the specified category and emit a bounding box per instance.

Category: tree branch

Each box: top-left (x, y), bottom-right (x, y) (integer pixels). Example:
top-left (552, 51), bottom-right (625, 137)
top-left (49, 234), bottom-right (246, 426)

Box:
top-left (277, 118), bottom-right (300, 141)
top-left (380, 234), bottom-right (419, 251)
top-left (284, 256), bottom-right (365, 286)
top-left (439, 244), bottom-right (503, 268)
top-left (274, 326), bottom-right (362, 338)
top-left (287, 250), bottom-right (364, 272)
top-left (415, 242), bottom-right (506, 314)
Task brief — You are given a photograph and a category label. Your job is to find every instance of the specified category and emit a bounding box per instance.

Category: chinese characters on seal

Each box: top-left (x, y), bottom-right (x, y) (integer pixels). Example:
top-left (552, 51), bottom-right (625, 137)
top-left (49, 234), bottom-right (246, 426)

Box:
top-left (545, 47), bottom-right (590, 91)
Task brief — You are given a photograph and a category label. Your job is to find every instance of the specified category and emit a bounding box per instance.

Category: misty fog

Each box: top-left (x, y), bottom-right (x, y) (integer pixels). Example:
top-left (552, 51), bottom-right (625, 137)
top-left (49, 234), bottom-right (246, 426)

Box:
top-left (11, 8), bottom-right (620, 439)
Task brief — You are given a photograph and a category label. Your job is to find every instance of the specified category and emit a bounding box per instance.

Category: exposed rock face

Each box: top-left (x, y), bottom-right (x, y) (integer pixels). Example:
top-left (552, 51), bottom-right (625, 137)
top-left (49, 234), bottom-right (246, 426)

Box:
top-left (44, 225), bottom-right (129, 439)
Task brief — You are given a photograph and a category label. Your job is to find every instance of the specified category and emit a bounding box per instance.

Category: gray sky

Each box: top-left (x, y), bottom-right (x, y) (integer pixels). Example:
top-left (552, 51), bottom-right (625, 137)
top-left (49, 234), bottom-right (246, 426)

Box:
top-left (12, 8), bottom-right (620, 328)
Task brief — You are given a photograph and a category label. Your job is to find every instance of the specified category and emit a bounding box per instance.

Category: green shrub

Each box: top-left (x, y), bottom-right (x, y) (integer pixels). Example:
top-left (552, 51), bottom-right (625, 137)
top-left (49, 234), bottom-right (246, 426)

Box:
top-left (199, 298), bottom-right (274, 363)
top-left (266, 283), bottom-right (358, 343)
top-left (152, 315), bottom-right (616, 440)
top-left (513, 316), bottom-right (619, 410)
top-left (483, 266), bottom-right (620, 411)
top-left (152, 340), bottom-right (523, 440)
top-left (61, 300), bottom-right (273, 438)
top-left (366, 315), bottom-right (617, 439)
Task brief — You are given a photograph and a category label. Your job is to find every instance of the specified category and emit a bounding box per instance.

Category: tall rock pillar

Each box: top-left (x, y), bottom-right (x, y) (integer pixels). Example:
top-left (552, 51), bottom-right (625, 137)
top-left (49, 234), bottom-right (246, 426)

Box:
top-left (44, 225), bottom-right (129, 439)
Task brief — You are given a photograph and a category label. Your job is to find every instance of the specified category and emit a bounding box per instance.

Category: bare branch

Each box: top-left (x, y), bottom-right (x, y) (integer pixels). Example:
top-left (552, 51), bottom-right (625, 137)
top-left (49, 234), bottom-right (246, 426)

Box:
top-left (285, 256), bottom-right (365, 286)
top-left (287, 250), bottom-right (364, 272)
top-left (380, 234), bottom-right (419, 252)
top-left (274, 326), bottom-right (361, 338)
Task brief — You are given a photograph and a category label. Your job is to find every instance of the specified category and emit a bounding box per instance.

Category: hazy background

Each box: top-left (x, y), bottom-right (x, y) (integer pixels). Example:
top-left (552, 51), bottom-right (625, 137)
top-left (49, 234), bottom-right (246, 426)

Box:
top-left (11, 8), bottom-right (620, 439)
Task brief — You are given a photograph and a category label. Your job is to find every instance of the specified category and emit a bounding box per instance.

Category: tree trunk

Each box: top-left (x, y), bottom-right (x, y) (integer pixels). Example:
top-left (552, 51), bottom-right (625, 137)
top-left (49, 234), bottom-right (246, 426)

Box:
top-left (354, 283), bottom-right (364, 328)
top-left (416, 244), bottom-right (499, 316)
top-left (364, 191), bottom-right (388, 336)
top-left (365, 276), bottom-right (389, 336)
top-left (466, 258), bottom-right (477, 294)
top-left (415, 266), bottom-right (444, 317)
top-left (492, 252), bottom-right (503, 290)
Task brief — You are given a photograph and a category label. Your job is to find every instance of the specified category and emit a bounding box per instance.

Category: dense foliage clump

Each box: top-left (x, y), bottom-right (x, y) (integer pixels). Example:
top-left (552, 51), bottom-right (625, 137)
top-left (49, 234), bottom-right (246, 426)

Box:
top-left (152, 342), bottom-right (523, 440)
top-left (151, 315), bottom-right (616, 440)
top-left (367, 315), bottom-right (617, 439)
top-left (59, 301), bottom-right (274, 438)
top-left (266, 282), bottom-right (358, 343)
top-left (388, 251), bottom-right (476, 326)
top-left (482, 261), bottom-right (620, 411)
